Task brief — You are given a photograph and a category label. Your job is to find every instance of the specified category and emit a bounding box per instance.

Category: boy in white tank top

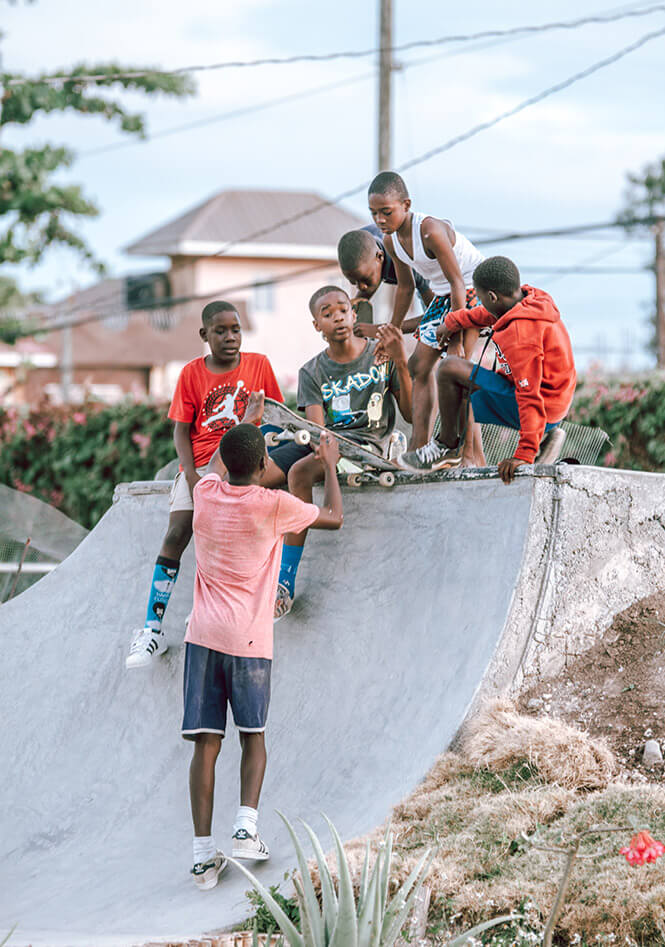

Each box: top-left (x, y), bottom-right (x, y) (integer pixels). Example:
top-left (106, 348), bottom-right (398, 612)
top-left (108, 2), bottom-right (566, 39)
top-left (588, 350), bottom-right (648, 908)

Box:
top-left (368, 171), bottom-right (485, 469)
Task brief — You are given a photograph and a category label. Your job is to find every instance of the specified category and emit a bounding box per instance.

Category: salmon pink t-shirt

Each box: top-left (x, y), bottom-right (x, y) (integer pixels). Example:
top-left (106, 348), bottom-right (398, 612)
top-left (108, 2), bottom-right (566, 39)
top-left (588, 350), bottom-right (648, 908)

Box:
top-left (168, 353), bottom-right (284, 467)
top-left (185, 474), bottom-right (319, 659)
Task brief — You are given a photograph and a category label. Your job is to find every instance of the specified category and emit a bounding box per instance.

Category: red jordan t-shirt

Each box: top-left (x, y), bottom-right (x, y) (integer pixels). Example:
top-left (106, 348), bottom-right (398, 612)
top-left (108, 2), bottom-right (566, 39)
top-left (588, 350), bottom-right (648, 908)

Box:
top-left (168, 353), bottom-right (283, 467)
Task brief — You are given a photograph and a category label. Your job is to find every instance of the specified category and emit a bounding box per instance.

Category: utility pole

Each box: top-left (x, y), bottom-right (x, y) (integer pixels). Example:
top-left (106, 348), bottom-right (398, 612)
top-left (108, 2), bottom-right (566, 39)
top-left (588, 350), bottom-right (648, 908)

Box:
top-left (377, 0), bottom-right (393, 172)
top-left (655, 219), bottom-right (665, 369)
top-left (61, 321), bottom-right (72, 402)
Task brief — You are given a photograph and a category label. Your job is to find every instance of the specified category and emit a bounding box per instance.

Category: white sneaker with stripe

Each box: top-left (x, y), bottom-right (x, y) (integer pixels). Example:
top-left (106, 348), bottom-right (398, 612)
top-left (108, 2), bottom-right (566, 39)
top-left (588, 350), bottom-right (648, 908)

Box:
top-left (125, 627), bottom-right (168, 669)
top-left (190, 851), bottom-right (227, 890)
top-left (232, 828), bottom-right (270, 861)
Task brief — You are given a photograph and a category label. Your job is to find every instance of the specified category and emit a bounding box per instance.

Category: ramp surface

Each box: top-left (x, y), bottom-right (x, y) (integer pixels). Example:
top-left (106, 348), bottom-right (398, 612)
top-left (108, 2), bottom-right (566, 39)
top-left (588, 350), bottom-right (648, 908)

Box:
top-left (0, 476), bottom-right (535, 946)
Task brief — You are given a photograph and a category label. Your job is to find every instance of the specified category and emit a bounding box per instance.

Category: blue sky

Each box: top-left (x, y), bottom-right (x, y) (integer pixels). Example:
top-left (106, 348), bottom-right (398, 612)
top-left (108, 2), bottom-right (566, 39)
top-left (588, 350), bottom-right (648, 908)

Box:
top-left (3, 0), bottom-right (664, 370)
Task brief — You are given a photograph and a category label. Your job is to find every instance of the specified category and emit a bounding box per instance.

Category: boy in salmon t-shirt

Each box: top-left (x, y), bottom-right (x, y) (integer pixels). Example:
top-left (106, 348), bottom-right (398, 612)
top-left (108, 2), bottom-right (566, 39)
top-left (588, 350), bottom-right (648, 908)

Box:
top-left (126, 300), bottom-right (283, 669)
top-left (183, 423), bottom-right (343, 890)
top-left (434, 256), bottom-right (577, 483)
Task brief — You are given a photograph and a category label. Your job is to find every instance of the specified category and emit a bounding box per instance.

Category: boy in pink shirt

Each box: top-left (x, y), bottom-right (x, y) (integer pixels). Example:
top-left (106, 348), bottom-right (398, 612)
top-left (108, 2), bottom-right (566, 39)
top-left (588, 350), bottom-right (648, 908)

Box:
top-left (182, 423), bottom-right (343, 890)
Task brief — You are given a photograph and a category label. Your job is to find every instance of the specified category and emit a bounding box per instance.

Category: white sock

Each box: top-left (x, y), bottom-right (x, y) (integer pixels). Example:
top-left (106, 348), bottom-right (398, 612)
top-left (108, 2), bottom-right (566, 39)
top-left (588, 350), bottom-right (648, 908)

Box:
top-left (193, 834), bottom-right (217, 864)
top-left (233, 805), bottom-right (258, 836)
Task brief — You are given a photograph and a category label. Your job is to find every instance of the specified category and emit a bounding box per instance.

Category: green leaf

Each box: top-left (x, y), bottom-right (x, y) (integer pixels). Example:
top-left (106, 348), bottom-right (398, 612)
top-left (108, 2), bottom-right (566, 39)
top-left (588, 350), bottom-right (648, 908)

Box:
top-left (446, 914), bottom-right (523, 946)
top-left (301, 820), bottom-right (338, 942)
top-left (277, 812), bottom-right (324, 947)
top-left (324, 815), bottom-right (358, 947)
top-left (227, 857), bottom-right (304, 947)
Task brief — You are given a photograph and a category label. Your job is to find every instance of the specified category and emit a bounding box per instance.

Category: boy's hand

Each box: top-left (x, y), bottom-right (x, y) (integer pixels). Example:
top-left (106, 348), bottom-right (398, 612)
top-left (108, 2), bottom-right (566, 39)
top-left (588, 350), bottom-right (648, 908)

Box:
top-left (498, 457), bottom-right (524, 484)
top-left (353, 323), bottom-right (379, 339)
top-left (316, 431), bottom-right (340, 469)
top-left (243, 389), bottom-right (265, 425)
top-left (435, 323), bottom-right (453, 349)
top-left (375, 323), bottom-right (406, 364)
top-left (185, 467), bottom-right (202, 492)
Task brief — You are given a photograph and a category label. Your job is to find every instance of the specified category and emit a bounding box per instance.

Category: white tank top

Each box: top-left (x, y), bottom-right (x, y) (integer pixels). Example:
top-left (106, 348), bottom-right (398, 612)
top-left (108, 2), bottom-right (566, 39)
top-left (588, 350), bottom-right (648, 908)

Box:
top-left (390, 212), bottom-right (484, 297)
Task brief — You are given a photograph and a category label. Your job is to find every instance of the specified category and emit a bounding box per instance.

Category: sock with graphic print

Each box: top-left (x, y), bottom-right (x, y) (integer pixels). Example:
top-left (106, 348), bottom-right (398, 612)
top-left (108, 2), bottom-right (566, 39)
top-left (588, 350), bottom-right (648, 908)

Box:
top-left (278, 544), bottom-right (303, 598)
top-left (144, 555), bottom-right (180, 632)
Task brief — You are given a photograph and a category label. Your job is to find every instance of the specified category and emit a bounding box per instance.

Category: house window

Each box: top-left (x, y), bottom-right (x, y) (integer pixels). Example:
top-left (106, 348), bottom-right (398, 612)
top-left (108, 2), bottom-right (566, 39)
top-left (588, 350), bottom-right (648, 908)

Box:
top-left (253, 277), bottom-right (275, 313)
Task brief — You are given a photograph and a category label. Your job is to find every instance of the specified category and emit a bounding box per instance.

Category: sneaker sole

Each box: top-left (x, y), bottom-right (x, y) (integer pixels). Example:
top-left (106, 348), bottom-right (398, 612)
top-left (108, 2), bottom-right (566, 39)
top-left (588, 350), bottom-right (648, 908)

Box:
top-left (232, 848), bottom-right (270, 861)
top-left (125, 647), bottom-right (168, 669)
top-left (193, 859), bottom-right (228, 890)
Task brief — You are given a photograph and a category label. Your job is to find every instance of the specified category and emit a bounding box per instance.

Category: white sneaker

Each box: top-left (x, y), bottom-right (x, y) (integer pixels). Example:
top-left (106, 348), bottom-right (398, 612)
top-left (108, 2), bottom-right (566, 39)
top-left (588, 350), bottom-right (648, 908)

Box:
top-left (125, 627), bottom-right (168, 668)
top-left (232, 829), bottom-right (270, 861)
top-left (190, 851), bottom-right (227, 890)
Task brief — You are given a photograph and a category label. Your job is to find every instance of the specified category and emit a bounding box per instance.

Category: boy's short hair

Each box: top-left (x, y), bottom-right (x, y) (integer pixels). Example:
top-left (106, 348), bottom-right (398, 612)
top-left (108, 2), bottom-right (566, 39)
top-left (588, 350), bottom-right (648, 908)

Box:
top-left (201, 300), bottom-right (239, 326)
top-left (219, 423), bottom-right (266, 477)
top-left (309, 285), bottom-right (350, 316)
top-left (337, 230), bottom-right (378, 272)
top-left (368, 171), bottom-right (409, 201)
top-left (473, 257), bottom-right (522, 296)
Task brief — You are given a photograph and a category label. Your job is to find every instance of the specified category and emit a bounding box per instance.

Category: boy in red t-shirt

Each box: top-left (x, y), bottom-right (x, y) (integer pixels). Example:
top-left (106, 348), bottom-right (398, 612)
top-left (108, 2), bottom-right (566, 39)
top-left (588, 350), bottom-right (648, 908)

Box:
top-left (184, 423), bottom-right (343, 889)
top-left (126, 300), bottom-right (283, 669)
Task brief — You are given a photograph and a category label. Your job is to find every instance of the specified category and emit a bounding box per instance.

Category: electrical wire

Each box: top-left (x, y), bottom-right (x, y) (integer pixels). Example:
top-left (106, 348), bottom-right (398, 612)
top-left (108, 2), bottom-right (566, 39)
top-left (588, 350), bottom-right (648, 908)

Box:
top-left (6, 4), bottom-right (665, 86)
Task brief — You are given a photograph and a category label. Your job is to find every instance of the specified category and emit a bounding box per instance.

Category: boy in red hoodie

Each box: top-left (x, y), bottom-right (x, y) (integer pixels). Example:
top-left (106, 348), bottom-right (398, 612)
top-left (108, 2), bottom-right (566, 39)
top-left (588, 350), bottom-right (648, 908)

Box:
top-left (413, 255), bottom-right (576, 484)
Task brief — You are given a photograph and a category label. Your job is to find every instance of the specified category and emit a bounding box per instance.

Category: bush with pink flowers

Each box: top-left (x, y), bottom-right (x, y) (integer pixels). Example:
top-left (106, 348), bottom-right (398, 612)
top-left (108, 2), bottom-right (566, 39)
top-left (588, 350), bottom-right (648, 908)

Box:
top-left (569, 374), bottom-right (665, 471)
top-left (0, 400), bottom-right (175, 528)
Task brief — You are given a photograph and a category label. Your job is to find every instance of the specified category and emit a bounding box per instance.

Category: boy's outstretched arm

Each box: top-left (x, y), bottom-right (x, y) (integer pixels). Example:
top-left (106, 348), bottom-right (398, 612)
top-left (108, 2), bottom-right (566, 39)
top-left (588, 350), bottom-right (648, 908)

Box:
top-left (375, 323), bottom-right (413, 423)
top-left (309, 432), bottom-right (343, 530)
top-left (173, 420), bottom-right (200, 491)
top-left (384, 234), bottom-right (416, 329)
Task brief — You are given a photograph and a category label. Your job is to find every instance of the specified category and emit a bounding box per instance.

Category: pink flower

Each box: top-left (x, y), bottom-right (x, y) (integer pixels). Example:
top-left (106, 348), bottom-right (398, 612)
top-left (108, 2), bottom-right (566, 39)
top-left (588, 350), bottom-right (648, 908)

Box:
top-left (24, 422), bottom-right (37, 438)
top-left (72, 412), bottom-right (86, 424)
top-left (50, 489), bottom-right (64, 507)
top-left (13, 479), bottom-right (33, 493)
top-left (131, 432), bottom-right (152, 458)
top-left (620, 831), bottom-right (665, 866)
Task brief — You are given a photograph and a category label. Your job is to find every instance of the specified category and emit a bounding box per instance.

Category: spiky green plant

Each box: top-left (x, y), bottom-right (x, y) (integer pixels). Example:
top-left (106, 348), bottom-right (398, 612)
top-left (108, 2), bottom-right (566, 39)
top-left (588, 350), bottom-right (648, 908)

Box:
top-left (231, 813), bottom-right (520, 947)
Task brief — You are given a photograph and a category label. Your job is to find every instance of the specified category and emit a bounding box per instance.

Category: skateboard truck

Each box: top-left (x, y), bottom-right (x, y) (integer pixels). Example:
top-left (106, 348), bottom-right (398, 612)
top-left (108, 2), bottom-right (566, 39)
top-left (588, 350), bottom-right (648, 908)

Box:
top-left (265, 429), bottom-right (312, 448)
top-left (346, 470), bottom-right (395, 488)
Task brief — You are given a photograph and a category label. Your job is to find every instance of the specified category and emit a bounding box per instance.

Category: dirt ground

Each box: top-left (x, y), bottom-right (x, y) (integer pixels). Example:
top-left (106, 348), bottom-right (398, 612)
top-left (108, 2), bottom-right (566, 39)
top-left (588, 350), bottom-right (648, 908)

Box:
top-left (519, 590), bottom-right (665, 783)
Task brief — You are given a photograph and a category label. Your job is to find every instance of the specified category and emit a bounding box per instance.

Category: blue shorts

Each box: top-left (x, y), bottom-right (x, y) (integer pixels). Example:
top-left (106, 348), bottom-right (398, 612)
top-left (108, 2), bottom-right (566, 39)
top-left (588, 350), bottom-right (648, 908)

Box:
top-left (269, 440), bottom-right (313, 475)
top-left (181, 643), bottom-right (271, 740)
top-left (470, 365), bottom-right (561, 432)
top-left (416, 287), bottom-right (480, 350)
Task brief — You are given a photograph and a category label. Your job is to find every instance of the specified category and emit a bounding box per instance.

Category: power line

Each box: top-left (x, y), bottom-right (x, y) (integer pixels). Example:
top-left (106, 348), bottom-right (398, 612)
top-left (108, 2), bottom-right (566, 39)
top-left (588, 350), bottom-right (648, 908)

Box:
top-left (472, 218), bottom-right (660, 245)
top-left (6, 4), bottom-right (665, 87)
top-left (192, 24), bottom-right (665, 261)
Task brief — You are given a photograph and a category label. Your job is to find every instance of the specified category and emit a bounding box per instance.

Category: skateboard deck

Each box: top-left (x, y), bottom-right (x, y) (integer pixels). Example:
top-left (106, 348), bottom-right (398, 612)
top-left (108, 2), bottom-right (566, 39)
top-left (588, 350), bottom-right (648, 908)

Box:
top-left (262, 398), bottom-right (400, 487)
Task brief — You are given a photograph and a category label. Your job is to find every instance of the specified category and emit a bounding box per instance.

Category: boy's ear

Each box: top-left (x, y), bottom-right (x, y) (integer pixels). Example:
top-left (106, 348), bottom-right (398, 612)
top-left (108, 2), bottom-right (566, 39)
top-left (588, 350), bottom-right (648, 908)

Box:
top-left (312, 317), bottom-right (321, 334)
top-left (259, 452), bottom-right (267, 472)
top-left (404, 197), bottom-right (412, 212)
top-left (199, 325), bottom-right (207, 341)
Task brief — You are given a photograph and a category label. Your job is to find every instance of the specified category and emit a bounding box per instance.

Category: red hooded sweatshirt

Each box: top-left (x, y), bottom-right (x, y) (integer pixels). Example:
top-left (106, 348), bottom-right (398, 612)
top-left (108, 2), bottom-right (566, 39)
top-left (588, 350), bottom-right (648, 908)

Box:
top-left (444, 285), bottom-right (576, 463)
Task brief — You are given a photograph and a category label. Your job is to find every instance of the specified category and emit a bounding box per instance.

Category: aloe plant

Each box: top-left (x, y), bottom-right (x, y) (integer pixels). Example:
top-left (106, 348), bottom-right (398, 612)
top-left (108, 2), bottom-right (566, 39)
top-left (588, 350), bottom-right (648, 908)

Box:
top-left (231, 813), bottom-right (520, 947)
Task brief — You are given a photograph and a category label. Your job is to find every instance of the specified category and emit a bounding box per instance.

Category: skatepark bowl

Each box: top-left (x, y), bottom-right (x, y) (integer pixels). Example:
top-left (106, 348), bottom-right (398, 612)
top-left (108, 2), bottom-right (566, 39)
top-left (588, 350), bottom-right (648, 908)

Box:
top-left (2, 464), bottom-right (665, 946)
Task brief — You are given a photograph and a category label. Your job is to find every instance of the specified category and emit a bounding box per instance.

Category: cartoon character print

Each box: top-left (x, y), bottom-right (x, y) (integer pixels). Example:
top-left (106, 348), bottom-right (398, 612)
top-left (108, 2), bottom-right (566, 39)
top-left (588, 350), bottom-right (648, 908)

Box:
top-left (201, 379), bottom-right (249, 434)
top-left (366, 392), bottom-right (384, 429)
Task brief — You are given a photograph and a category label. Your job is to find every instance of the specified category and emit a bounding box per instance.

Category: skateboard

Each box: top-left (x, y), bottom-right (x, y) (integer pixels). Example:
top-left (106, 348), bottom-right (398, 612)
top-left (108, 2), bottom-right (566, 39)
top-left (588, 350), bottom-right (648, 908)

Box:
top-left (262, 398), bottom-right (400, 488)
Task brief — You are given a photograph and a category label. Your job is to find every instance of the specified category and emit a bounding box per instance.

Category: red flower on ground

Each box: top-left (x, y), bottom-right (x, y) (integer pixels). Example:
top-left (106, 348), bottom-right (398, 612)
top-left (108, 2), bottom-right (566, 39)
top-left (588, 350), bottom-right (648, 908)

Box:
top-left (620, 830), bottom-right (665, 866)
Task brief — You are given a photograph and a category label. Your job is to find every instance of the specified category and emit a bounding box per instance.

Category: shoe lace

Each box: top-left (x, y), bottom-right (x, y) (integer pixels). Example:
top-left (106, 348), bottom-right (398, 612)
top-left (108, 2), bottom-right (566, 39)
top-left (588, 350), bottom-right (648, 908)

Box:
top-left (416, 438), bottom-right (444, 464)
top-left (129, 628), bottom-right (153, 653)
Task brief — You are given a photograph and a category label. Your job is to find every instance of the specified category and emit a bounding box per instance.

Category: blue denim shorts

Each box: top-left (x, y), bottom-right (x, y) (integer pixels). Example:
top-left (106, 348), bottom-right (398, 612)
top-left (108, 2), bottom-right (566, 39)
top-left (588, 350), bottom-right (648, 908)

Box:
top-left (416, 287), bottom-right (480, 350)
top-left (470, 365), bottom-right (561, 432)
top-left (181, 642), bottom-right (272, 740)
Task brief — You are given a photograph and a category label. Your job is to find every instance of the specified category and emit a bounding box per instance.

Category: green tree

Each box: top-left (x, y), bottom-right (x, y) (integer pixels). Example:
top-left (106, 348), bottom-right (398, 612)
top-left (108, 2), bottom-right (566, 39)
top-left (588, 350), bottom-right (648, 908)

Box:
top-left (1, 61), bottom-right (195, 272)
top-left (0, 274), bottom-right (42, 344)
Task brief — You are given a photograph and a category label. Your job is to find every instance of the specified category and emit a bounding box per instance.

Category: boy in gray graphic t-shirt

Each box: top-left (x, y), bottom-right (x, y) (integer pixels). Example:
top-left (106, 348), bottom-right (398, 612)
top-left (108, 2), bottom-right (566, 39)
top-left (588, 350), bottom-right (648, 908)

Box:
top-left (268, 285), bottom-right (413, 619)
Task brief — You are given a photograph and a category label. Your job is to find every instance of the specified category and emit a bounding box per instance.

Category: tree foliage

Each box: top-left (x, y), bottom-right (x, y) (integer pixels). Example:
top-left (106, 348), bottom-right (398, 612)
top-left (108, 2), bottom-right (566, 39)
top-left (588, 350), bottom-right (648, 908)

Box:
top-left (618, 155), bottom-right (665, 228)
top-left (1, 63), bottom-right (195, 271)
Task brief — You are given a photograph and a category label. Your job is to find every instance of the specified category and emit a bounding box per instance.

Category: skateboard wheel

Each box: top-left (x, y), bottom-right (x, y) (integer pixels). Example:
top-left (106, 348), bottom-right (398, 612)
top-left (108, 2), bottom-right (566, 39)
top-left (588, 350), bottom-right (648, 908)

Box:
top-left (347, 473), bottom-right (362, 487)
top-left (295, 429), bottom-right (311, 446)
top-left (379, 472), bottom-right (395, 487)
top-left (265, 431), bottom-right (280, 447)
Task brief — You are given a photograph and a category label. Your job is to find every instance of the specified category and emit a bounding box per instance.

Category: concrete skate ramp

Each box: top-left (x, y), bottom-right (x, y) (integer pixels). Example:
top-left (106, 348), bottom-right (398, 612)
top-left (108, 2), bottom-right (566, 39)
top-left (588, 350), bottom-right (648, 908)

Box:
top-left (3, 467), bottom-right (665, 945)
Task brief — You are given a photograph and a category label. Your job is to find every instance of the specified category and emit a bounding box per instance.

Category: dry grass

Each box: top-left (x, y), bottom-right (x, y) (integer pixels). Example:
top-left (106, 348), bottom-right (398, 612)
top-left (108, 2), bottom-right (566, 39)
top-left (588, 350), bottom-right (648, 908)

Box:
top-left (310, 702), bottom-right (665, 945)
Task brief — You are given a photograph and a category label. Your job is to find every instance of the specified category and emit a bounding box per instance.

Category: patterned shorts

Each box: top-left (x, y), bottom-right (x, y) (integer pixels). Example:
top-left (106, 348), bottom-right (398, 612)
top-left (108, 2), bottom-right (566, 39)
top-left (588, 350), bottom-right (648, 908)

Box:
top-left (415, 286), bottom-right (480, 350)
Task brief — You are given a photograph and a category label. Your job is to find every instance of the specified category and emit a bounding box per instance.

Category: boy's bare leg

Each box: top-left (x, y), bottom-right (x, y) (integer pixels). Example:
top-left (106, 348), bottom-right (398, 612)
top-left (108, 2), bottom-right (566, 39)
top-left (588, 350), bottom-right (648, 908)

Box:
top-left (190, 733), bottom-right (222, 837)
top-left (436, 355), bottom-right (479, 450)
top-left (159, 510), bottom-right (193, 560)
top-left (407, 342), bottom-right (441, 449)
top-left (459, 328), bottom-right (482, 468)
top-left (284, 453), bottom-right (325, 547)
top-left (239, 732), bottom-right (267, 809)
top-left (473, 414), bottom-right (486, 466)
top-left (259, 458), bottom-right (288, 489)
